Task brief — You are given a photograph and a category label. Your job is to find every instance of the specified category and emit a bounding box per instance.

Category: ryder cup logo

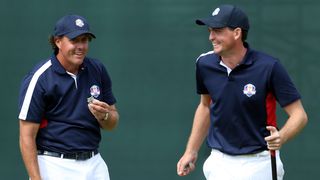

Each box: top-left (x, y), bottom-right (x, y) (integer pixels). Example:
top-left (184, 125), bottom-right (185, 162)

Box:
top-left (243, 84), bottom-right (256, 97)
top-left (75, 19), bottom-right (84, 27)
top-left (90, 85), bottom-right (100, 98)
top-left (212, 8), bottom-right (220, 16)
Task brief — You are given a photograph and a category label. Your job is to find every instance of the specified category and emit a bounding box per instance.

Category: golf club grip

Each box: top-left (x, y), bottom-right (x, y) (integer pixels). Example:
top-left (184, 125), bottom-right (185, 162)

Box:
top-left (270, 150), bottom-right (277, 180)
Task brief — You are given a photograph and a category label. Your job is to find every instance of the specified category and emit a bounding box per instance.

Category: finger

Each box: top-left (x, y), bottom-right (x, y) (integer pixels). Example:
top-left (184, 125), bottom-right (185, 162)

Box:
top-left (177, 161), bottom-right (185, 176)
top-left (265, 126), bottom-right (278, 141)
top-left (180, 162), bottom-right (194, 176)
top-left (267, 143), bottom-right (280, 150)
top-left (89, 103), bottom-right (107, 114)
top-left (92, 99), bottom-right (110, 108)
top-left (88, 104), bottom-right (95, 113)
top-left (176, 161), bottom-right (180, 174)
top-left (264, 135), bottom-right (274, 142)
top-left (177, 161), bottom-right (188, 176)
top-left (88, 104), bottom-right (103, 117)
top-left (188, 162), bottom-right (195, 171)
top-left (266, 126), bottom-right (277, 134)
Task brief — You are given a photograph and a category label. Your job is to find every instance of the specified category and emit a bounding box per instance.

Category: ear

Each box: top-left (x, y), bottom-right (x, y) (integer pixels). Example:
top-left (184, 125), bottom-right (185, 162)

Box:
top-left (233, 28), bottom-right (242, 40)
top-left (55, 37), bottom-right (62, 49)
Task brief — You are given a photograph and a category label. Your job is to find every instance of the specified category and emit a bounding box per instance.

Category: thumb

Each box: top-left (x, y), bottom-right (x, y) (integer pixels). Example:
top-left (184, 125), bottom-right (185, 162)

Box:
top-left (265, 126), bottom-right (277, 141)
top-left (266, 126), bottom-right (277, 134)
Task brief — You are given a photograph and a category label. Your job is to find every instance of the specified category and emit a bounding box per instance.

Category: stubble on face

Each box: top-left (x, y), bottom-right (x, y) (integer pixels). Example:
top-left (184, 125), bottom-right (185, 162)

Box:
top-left (56, 35), bottom-right (90, 73)
top-left (209, 27), bottom-right (236, 56)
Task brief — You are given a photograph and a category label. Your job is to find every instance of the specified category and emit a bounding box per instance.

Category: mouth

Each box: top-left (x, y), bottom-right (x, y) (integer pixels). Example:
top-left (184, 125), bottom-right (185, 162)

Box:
top-left (212, 43), bottom-right (218, 48)
top-left (74, 52), bottom-right (85, 57)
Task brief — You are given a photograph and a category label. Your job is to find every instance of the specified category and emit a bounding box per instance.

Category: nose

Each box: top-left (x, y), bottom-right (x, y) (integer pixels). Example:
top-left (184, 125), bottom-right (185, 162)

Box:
top-left (209, 31), bottom-right (215, 42)
top-left (75, 41), bottom-right (87, 49)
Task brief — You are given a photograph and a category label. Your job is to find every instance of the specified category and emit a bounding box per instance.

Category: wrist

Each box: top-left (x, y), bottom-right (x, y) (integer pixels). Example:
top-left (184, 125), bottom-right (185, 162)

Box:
top-left (29, 175), bottom-right (41, 180)
top-left (185, 149), bottom-right (198, 156)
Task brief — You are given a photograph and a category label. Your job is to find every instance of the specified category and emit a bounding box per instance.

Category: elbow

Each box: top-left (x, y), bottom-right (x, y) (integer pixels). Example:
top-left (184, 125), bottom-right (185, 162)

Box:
top-left (295, 108), bottom-right (308, 131)
top-left (301, 111), bottom-right (308, 127)
top-left (104, 121), bottom-right (118, 131)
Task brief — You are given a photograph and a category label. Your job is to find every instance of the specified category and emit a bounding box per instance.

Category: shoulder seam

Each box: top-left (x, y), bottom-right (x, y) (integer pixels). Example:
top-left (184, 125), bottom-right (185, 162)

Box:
top-left (196, 51), bottom-right (214, 62)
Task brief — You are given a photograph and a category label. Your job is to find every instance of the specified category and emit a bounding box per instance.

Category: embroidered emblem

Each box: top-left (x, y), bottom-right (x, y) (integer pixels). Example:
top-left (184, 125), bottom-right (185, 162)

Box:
top-left (243, 84), bottom-right (256, 97)
top-left (212, 8), bottom-right (220, 16)
top-left (90, 85), bottom-right (100, 98)
top-left (75, 19), bottom-right (84, 27)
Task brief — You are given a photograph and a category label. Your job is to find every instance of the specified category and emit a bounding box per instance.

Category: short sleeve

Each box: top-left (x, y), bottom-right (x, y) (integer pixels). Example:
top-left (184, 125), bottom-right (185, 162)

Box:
top-left (196, 60), bottom-right (209, 94)
top-left (270, 61), bottom-right (301, 107)
top-left (100, 65), bottom-right (117, 105)
top-left (18, 73), bottom-right (46, 123)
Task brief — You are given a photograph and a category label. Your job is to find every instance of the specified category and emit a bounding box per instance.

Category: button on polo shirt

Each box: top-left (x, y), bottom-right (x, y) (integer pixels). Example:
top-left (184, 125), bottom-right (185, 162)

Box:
top-left (196, 45), bottom-right (300, 155)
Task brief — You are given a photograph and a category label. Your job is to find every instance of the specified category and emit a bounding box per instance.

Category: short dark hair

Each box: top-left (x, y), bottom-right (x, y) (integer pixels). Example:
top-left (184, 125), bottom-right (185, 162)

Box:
top-left (228, 27), bottom-right (248, 42)
top-left (241, 30), bottom-right (248, 42)
top-left (49, 35), bottom-right (60, 55)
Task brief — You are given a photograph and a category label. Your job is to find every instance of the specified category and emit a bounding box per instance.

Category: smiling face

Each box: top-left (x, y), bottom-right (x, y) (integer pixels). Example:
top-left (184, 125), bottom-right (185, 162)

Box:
top-left (55, 34), bottom-right (91, 73)
top-left (208, 27), bottom-right (241, 56)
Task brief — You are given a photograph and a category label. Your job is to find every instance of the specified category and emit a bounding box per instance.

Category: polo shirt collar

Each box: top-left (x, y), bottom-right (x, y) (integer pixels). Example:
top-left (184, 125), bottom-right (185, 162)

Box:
top-left (217, 42), bottom-right (254, 67)
top-left (50, 54), bottom-right (88, 74)
top-left (215, 42), bottom-right (254, 67)
top-left (239, 42), bottom-right (254, 66)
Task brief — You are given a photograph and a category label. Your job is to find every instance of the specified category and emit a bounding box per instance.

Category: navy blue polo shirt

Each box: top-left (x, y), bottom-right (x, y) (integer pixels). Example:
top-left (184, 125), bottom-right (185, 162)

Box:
top-left (196, 44), bottom-right (300, 155)
top-left (18, 55), bottom-right (116, 153)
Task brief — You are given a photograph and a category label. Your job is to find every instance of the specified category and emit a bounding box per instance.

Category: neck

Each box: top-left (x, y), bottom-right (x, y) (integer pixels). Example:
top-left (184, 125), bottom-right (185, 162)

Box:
top-left (221, 44), bottom-right (247, 69)
top-left (56, 54), bottom-right (79, 74)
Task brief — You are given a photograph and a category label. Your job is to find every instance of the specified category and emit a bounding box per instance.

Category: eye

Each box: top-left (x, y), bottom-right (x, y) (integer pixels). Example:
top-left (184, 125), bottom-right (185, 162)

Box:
top-left (70, 37), bottom-right (88, 44)
top-left (215, 29), bottom-right (223, 33)
top-left (69, 39), bottom-right (77, 44)
top-left (81, 37), bottom-right (89, 43)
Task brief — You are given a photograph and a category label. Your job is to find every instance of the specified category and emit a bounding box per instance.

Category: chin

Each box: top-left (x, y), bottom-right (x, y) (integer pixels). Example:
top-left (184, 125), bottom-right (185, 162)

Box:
top-left (72, 58), bottom-right (84, 65)
top-left (75, 55), bottom-right (85, 60)
top-left (213, 49), bottom-right (221, 54)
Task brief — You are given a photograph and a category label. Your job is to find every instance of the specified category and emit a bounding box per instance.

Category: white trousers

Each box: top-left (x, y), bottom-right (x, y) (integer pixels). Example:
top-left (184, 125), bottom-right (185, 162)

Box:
top-left (36, 153), bottom-right (110, 180)
top-left (203, 149), bottom-right (284, 180)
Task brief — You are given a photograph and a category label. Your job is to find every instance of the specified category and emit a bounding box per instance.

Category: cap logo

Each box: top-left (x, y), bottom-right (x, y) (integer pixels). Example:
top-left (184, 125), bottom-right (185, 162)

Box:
top-left (243, 83), bottom-right (256, 97)
top-left (75, 19), bottom-right (84, 27)
top-left (90, 85), bottom-right (101, 98)
top-left (212, 8), bottom-right (220, 16)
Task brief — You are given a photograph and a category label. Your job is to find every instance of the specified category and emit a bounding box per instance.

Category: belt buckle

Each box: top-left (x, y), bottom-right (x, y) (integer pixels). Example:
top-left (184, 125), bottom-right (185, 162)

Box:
top-left (43, 151), bottom-right (50, 156)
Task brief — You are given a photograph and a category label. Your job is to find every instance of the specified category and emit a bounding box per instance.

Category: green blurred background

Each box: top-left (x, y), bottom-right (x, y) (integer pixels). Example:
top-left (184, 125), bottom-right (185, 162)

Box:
top-left (1, 0), bottom-right (319, 179)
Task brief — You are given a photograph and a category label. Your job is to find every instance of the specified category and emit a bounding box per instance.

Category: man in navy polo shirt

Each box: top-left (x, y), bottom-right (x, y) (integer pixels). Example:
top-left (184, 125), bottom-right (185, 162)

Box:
top-left (18, 14), bottom-right (119, 180)
top-left (177, 4), bottom-right (308, 180)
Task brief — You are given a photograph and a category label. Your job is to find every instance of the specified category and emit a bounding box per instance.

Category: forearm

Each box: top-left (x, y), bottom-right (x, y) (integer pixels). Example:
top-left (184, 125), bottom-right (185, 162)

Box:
top-left (185, 103), bottom-right (210, 154)
top-left (279, 106), bottom-right (308, 144)
top-left (177, 95), bottom-right (211, 176)
top-left (20, 135), bottom-right (41, 180)
top-left (274, 100), bottom-right (308, 147)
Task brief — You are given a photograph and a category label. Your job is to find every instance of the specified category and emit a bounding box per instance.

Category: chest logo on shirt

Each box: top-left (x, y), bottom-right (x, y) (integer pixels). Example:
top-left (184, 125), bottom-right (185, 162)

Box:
top-left (90, 85), bottom-right (101, 98)
top-left (243, 84), bottom-right (256, 97)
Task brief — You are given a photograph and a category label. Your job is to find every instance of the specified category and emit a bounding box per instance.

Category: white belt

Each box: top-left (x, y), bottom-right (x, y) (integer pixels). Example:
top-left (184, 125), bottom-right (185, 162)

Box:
top-left (211, 149), bottom-right (270, 159)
